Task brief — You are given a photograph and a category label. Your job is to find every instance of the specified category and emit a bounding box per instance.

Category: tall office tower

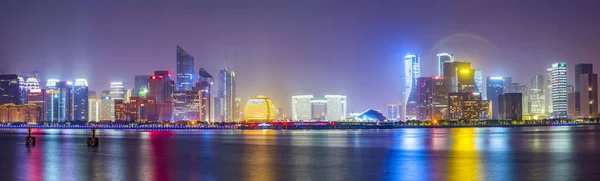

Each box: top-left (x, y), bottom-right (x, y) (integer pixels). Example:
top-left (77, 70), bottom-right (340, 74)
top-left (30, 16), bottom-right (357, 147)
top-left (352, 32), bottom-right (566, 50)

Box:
top-left (177, 45), bottom-right (195, 90)
top-left (416, 77), bottom-right (432, 121)
top-left (99, 90), bottom-right (114, 121)
top-left (580, 74), bottom-right (598, 118)
top-left (567, 92), bottom-right (578, 118)
top-left (134, 75), bottom-right (149, 98)
top-left (520, 85), bottom-right (530, 116)
top-left (437, 53), bottom-right (454, 76)
top-left (486, 77), bottom-right (504, 119)
top-left (17, 76), bottom-right (28, 104)
top-left (402, 54), bottom-right (419, 120)
top-left (196, 68), bottom-right (213, 122)
top-left (499, 93), bottom-right (523, 120)
top-left (443, 61), bottom-right (471, 93)
top-left (530, 75), bottom-right (546, 115)
top-left (474, 69), bottom-right (484, 94)
top-left (0, 74), bottom-right (20, 105)
top-left (292, 95), bottom-right (313, 120)
top-left (551, 62), bottom-right (568, 118)
top-left (173, 90), bottom-right (200, 121)
top-left (45, 79), bottom-right (60, 122)
top-left (325, 95), bottom-right (347, 121)
top-left (386, 104), bottom-right (399, 121)
top-left (125, 89), bottom-right (133, 103)
top-left (545, 68), bottom-right (553, 114)
top-left (55, 81), bottom-right (73, 121)
top-left (148, 71), bottom-right (175, 103)
top-left (575, 64), bottom-right (593, 92)
top-left (215, 68), bottom-right (236, 122)
top-left (502, 77), bottom-right (520, 93)
top-left (311, 100), bottom-right (327, 121)
top-left (73, 79), bottom-right (88, 121)
top-left (448, 92), bottom-right (491, 120)
top-left (110, 82), bottom-right (125, 100)
top-left (88, 94), bottom-right (100, 122)
top-left (28, 88), bottom-right (45, 122)
top-left (430, 77), bottom-right (449, 121)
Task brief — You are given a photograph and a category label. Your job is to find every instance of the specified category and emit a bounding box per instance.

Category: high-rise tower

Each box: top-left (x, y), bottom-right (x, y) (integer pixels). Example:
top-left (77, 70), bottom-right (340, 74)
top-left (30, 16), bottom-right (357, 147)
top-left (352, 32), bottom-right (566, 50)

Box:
top-left (551, 62), bottom-right (568, 118)
top-left (196, 68), bottom-right (214, 122)
top-left (177, 45), bottom-right (195, 91)
top-left (215, 68), bottom-right (237, 122)
top-left (73, 79), bottom-right (89, 121)
top-left (401, 54), bottom-right (419, 121)
top-left (437, 53), bottom-right (454, 76)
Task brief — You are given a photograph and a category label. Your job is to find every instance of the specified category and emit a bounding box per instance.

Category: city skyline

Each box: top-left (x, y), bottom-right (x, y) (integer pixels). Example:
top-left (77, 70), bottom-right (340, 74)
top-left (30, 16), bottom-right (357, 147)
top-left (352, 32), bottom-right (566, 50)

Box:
top-left (1, 1), bottom-right (600, 114)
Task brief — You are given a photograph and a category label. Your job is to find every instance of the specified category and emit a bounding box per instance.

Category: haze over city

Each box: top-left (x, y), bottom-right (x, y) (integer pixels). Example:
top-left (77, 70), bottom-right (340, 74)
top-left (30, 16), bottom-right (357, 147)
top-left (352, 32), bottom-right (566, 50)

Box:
top-left (1, 0), bottom-right (599, 114)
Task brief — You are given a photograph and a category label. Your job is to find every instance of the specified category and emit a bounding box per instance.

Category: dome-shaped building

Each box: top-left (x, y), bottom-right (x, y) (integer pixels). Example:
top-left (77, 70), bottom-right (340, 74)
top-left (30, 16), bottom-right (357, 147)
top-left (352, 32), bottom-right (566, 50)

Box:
top-left (243, 95), bottom-right (277, 122)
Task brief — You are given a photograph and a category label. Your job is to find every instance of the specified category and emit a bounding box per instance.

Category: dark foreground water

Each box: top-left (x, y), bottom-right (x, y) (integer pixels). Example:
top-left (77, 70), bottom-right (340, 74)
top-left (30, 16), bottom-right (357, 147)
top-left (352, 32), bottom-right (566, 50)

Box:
top-left (1, 126), bottom-right (600, 181)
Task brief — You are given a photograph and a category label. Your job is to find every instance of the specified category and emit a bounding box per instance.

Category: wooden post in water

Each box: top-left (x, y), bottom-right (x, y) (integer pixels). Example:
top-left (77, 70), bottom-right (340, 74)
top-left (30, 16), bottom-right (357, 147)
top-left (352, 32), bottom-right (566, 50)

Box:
top-left (25, 127), bottom-right (35, 147)
top-left (87, 127), bottom-right (99, 147)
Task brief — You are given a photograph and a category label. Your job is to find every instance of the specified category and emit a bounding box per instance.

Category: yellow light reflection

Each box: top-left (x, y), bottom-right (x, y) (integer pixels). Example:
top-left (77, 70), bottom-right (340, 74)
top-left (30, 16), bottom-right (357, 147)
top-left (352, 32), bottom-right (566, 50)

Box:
top-left (449, 128), bottom-right (482, 181)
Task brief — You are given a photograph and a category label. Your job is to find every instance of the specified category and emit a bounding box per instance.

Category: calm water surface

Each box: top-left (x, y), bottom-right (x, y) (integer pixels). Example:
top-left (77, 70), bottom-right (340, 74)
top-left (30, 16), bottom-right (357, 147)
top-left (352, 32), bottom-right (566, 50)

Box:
top-left (1, 126), bottom-right (600, 181)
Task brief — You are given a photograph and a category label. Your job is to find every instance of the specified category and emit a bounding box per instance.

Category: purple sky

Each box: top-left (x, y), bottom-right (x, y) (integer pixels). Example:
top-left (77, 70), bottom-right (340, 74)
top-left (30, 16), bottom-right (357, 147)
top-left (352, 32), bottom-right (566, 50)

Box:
top-left (1, 0), bottom-right (599, 114)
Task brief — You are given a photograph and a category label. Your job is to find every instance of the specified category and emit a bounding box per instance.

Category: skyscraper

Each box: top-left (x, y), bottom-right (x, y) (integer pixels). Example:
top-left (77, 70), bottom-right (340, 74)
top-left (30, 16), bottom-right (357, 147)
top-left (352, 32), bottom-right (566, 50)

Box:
top-left (430, 76), bottom-right (449, 121)
top-left (148, 71), bottom-right (175, 103)
top-left (99, 90), bottom-right (114, 121)
top-left (386, 104), bottom-right (399, 121)
top-left (173, 90), bottom-right (200, 121)
top-left (530, 75), bottom-right (545, 115)
top-left (443, 61), bottom-right (471, 93)
top-left (88, 92), bottom-right (100, 122)
top-left (17, 76), bottom-right (28, 104)
top-left (551, 62), bottom-right (568, 118)
top-left (574, 64), bottom-right (593, 92)
top-left (499, 93), bottom-right (523, 120)
top-left (177, 45), bottom-right (195, 91)
top-left (134, 75), bottom-right (149, 98)
top-left (545, 68), bottom-right (553, 114)
top-left (292, 95), bottom-right (313, 121)
top-left (0, 74), bottom-right (20, 105)
top-left (196, 68), bottom-right (213, 122)
top-left (325, 95), bottom-right (347, 121)
top-left (437, 53), bottom-right (454, 76)
top-left (215, 68), bottom-right (237, 122)
top-left (402, 54), bottom-right (419, 120)
top-left (110, 82), bottom-right (125, 100)
top-left (580, 73), bottom-right (598, 118)
top-left (474, 69), bottom-right (484, 94)
top-left (28, 88), bottom-right (45, 122)
top-left (56, 81), bottom-right (73, 121)
top-left (416, 77), bottom-right (431, 121)
top-left (45, 79), bottom-right (60, 122)
top-left (73, 79), bottom-right (89, 121)
top-left (520, 85), bottom-right (530, 116)
top-left (486, 76), bottom-right (504, 119)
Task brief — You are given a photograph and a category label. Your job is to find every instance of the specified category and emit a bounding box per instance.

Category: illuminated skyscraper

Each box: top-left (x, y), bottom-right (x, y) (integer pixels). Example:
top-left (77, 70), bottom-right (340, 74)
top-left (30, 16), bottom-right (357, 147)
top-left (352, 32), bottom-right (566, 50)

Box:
top-left (401, 54), bottom-right (419, 120)
top-left (486, 76), bottom-right (504, 119)
top-left (386, 104), bottom-right (399, 121)
top-left (443, 61), bottom-right (471, 93)
top-left (325, 95), bottom-right (347, 121)
top-left (0, 74), bottom-right (20, 105)
top-left (110, 82), bottom-right (125, 100)
top-left (545, 68), bottom-right (553, 114)
top-left (437, 53), bottom-right (454, 76)
top-left (45, 79), bottom-right (60, 122)
top-left (28, 88), bottom-right (45, 122)
top-left (416, 77), bottom-right (431, 121)
top-left (530, 75), bottom-right (545, 115)
top-left (430, 77), bottom-right (449, 121)
top-left (520, 85), bottom-right (530, 116)
top-left (88, 91), bottom-right (100, 122)
top-left (56, 81), bottom-right (73, 121)
top-left (196, 68), bottom-right (213, 122)
top-left (148, 71), bottom-right (175, 103)
top-left (580, 73), bottom-right (598, 118)
top-left (73, 79), bottom-right (89, 121)
top-left (292, 95), bottom-right (313, 121)
top-left (551, 62), bottom-right (568, 118)
top-left (214, 68), bottom-right (237, 122)
top-left (474, 69), bottom-right (483, 94)
top-left (575, 64), bottom-right (593, 92)
top-left (134, 75), bottom-right (149, 98)
top-left (99, 90), bottom-right (114, 121)
top-left (177, 45), bottom-right (195, 90)
top-left (17, 76), bottom-right (28, 104)
top-left (173, 90), bottom-right (200, 121)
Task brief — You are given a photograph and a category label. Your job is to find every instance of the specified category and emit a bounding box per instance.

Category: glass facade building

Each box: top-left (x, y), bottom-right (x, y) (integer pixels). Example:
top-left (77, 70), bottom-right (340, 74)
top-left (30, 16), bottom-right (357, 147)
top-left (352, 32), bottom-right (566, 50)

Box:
top-left (402, 54), bottom-right (419, 120)
top-left (73, 79), bottom-right (89, 121)
top-left (551, 62), bottom-right (568, 118)
top-left (486, 77), bottom-right (504, 119)
top-left (134, 75), bottom-right (149, 98)
top-left (176, 45), bottom-right (195, 91)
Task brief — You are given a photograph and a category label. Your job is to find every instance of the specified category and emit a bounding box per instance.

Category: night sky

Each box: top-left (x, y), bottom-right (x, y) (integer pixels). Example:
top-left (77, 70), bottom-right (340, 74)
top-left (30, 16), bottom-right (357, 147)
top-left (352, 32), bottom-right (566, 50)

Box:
top-left (1, 0), bottom-right (599, 114)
